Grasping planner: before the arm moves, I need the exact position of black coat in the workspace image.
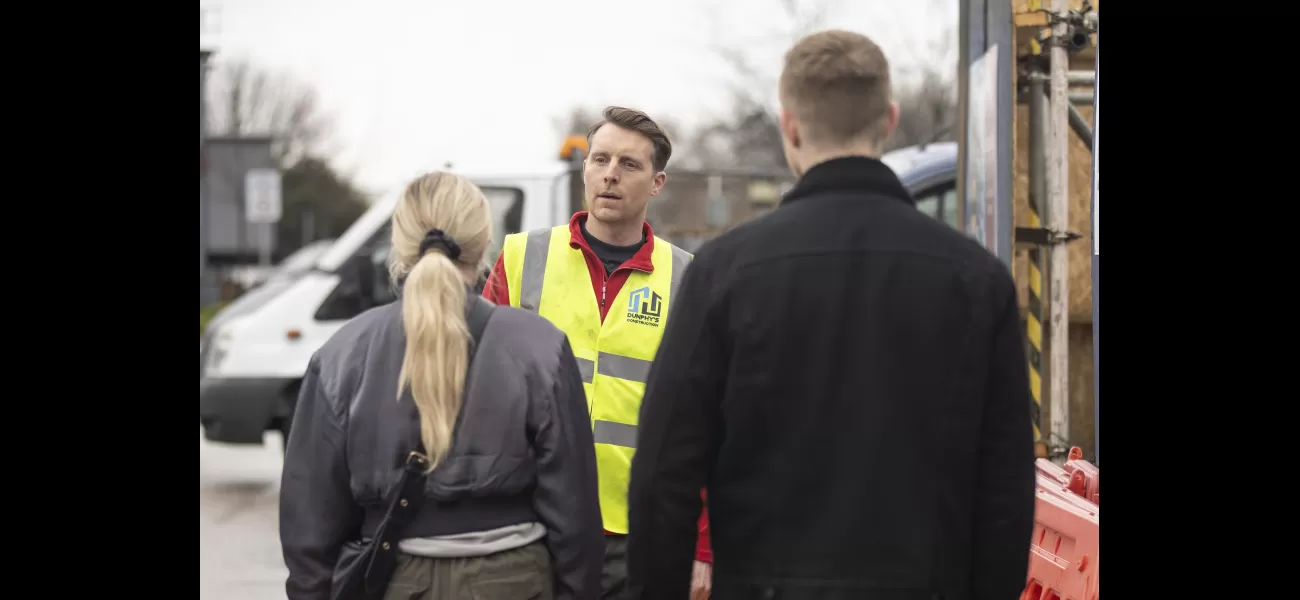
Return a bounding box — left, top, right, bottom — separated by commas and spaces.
626, 156, 1037, 600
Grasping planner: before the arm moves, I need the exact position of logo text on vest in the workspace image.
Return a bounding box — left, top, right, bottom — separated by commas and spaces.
626, 286, 662, 327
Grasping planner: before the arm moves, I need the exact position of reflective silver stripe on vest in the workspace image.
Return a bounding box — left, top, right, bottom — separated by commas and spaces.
669, 243, 692, 300
519, 228, 551, 312
575, 357, 595, 384
597, 352, 652, 383
593, 420, 638, 448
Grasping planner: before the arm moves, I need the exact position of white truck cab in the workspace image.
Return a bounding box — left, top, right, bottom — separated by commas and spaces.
199, 160, 579, 448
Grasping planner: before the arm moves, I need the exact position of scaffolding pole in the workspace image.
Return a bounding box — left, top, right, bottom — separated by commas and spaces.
1046, 0, 1072, 458
1032, 80, 1094, 154
1068, 104, 1094, 152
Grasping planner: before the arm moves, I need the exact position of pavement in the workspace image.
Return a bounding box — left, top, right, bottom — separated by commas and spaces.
199, 428, 288, 600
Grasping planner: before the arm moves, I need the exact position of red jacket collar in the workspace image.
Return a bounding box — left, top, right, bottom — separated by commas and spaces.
566, 211, 657, 272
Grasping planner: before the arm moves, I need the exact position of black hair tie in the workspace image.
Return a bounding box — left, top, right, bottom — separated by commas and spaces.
419, 228, 462, 261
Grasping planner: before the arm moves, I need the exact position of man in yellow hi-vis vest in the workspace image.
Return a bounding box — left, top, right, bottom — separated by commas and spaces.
483, 106, 713, 600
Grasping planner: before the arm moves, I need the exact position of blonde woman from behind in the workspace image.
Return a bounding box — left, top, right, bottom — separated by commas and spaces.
280, 171, 604, 600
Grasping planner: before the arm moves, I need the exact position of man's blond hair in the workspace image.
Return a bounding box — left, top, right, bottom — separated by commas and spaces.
779, 29, 893, 147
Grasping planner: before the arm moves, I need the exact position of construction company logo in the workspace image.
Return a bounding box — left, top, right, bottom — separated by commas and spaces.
626, 286, 663, 327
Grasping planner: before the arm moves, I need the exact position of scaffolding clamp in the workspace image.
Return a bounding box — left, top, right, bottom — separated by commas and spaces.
1015, 227, 1082, 247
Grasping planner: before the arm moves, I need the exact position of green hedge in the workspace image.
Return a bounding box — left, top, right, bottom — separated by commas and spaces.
200, 302, 230, 337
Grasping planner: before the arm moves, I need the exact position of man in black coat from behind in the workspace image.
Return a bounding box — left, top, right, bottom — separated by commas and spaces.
626, 28, 1037, 600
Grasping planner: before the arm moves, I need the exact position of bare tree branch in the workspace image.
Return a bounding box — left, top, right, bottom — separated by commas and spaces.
684, 0, 850, 169
552, 106, 603, 139
206, 58, 336, 168
694, 0, 956, 167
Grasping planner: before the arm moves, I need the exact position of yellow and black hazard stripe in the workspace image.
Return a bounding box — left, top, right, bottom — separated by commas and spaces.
1026, 0, 1047, 459
1028, 0, 1043, 55
1027, 204, 1047, 458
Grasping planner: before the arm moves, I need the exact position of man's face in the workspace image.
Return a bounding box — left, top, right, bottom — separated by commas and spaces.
584, 124, 664, 226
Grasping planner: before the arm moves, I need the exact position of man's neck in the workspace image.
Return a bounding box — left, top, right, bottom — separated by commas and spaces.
800, 144, 882, 176
584, 216, 644, 247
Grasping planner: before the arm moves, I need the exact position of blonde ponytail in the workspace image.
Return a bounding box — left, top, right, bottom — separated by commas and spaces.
397, 248, 469, 470
387, 171, 493, 472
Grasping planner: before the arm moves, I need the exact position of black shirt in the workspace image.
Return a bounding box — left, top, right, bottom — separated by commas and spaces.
581, 218, 645, 275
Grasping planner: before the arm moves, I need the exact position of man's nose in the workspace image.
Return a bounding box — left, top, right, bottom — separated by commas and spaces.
603, 164, 620, 183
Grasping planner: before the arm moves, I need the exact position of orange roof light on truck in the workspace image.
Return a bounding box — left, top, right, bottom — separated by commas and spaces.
559, 135, 589, 161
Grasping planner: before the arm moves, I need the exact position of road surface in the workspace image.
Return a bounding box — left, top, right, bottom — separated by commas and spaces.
199, 428, 288, 600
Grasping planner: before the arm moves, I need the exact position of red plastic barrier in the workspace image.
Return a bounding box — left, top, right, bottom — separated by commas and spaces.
1063, 447, 1098, 505
1022, 447, 1098, 600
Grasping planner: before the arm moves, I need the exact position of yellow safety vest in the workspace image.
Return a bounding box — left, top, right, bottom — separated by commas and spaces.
501, 224, 692, 533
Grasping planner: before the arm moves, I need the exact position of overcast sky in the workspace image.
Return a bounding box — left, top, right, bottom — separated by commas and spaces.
201, 0, 956, 197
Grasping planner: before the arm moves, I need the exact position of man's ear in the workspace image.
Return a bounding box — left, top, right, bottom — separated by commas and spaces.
651, 171, 667, 196
881, 101, 901, 141
779, 108, 801, 150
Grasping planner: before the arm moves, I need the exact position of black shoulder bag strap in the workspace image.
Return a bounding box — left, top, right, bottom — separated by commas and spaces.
336, 296, 496, 600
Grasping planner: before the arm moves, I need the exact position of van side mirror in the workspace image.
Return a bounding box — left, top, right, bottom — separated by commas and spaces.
347, 253, 377, 309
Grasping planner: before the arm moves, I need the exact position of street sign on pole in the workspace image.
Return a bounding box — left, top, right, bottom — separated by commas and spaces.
245, 168, 281, 267
245, 168, 282, 224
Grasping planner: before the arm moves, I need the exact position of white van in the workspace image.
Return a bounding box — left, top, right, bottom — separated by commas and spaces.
199, 143, 963, 450
199, 161, 580, 448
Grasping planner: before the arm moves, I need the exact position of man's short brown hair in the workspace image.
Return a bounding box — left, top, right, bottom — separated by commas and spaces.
779, 29, 893, 147
586, 106, 673, 172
